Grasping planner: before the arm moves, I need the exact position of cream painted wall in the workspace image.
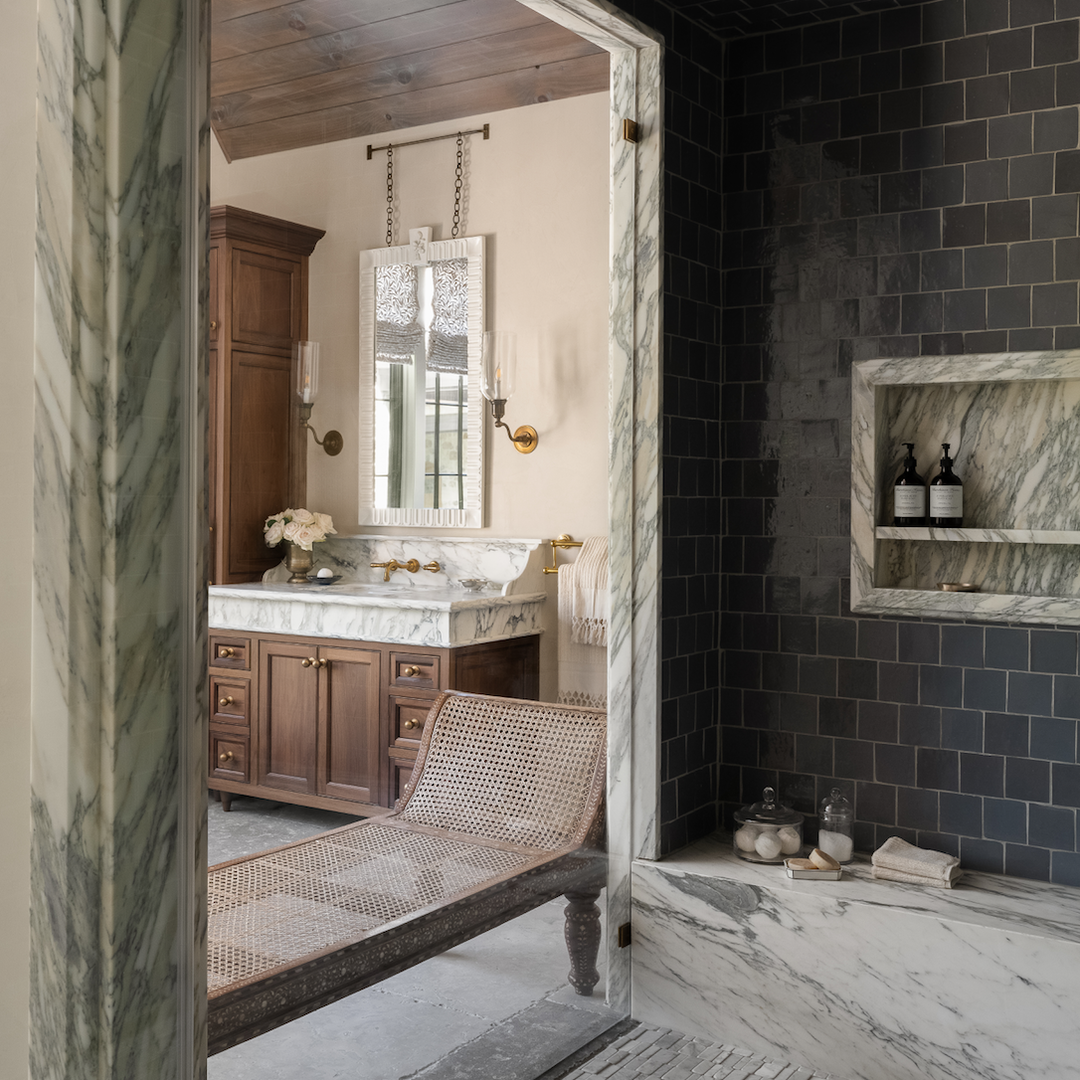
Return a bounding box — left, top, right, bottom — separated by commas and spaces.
210, 93, 609, 540
0, 0, 37, 1069
212, 93, 611, 700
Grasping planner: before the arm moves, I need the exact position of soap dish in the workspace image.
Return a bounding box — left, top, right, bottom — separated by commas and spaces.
784, 859, 843, 880
458, 578, 487, 591
307, 574, 342, 585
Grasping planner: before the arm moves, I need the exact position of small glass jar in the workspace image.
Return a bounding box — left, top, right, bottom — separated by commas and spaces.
818, 787, 854, 864
733, 786, 804, 863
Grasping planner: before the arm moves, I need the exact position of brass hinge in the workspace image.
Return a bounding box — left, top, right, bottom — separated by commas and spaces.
622, 119, 640, 143
617, 921, 632, 948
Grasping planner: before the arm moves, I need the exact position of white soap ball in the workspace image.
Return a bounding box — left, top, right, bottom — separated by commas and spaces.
754, 831, 783, 860
317, 567, 334, 578
734, 825, 759, 852
778, 826, 802, 855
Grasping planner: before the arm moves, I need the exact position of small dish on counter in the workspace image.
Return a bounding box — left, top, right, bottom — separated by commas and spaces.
785, 859, 843, 880
306, 574, 342, 585
936, 582, 980, 592
457, 578, 487, 591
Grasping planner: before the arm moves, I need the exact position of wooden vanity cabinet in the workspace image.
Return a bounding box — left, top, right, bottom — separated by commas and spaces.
208, 206, 325, 586
208, 631, 540, 816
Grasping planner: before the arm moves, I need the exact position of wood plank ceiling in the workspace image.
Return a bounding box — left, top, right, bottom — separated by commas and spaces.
211, 0, 611, 160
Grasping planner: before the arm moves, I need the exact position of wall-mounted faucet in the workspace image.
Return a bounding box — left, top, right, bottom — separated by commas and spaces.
370, 558, 441, 582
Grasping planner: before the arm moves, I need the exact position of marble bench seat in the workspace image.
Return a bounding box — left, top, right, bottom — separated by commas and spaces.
631, 833, 1080, 1080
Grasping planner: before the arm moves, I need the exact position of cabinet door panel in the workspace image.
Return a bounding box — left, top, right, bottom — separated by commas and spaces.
227, 349, 293, 579
230, 247, 301, 349
318, 646, 381, 805
260, 642, 318, 794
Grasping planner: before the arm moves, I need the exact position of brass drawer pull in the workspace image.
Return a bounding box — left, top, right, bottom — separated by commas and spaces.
218, 647, 234, 659
218, 750, 233, 764
403, 718, 421, 730
401, 664, 422, 677
218, 696, 234, 708
301, 656, 318, 668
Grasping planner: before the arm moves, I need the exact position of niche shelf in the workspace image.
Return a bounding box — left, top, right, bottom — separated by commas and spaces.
851, 351, 1080, 625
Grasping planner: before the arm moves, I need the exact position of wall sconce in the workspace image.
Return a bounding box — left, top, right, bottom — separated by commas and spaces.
295, 341, 343, 456
480, 331, 537, 454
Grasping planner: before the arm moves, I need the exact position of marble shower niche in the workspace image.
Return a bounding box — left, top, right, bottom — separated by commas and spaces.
852, 351, 1080, 624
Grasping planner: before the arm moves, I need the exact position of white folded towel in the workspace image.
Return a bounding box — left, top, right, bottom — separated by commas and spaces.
871, 836, 962, 888
564, 536, 608, 647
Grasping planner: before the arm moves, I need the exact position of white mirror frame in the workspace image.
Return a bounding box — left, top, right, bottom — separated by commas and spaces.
358, 235, 485, 527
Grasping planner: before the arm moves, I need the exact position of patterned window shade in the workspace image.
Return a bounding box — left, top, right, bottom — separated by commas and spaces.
375, 263, 423, 364
428, 257, 469, 375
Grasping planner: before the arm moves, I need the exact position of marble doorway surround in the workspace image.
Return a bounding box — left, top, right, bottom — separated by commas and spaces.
25, 3, 662, 1080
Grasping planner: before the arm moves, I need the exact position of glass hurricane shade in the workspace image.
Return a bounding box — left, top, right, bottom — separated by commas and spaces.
481, 331, 516, 402
296, 341, 320, 404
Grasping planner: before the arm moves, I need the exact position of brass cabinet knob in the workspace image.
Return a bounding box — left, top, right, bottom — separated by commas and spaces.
300, 657, 316, 668
210, 320, 218, 330
218, 696, 234, 708
218, 751, 233, 763
318, 658, 328, 668
402, 664, 421, 677
403, 718, 420, 731
218, 647, 234, 658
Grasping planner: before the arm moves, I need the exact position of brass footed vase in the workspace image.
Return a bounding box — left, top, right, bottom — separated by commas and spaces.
283, 541, 313, 583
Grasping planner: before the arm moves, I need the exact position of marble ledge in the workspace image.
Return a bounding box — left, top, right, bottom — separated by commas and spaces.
638, 832, 1080, 944
208, 582, 545, 649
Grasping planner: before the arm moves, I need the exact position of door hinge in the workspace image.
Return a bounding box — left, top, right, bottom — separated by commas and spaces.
617, 921, 632, 948
622, 119, 640, 143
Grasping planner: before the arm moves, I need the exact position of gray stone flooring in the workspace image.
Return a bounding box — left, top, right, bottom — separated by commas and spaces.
206, 793, 618, 1080
558, 1026, 838, 1080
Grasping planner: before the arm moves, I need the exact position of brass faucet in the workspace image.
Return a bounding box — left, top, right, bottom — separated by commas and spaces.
370, 558, 440, 582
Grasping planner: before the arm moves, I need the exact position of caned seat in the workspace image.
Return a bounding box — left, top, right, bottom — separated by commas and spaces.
207, 691, 607, 1054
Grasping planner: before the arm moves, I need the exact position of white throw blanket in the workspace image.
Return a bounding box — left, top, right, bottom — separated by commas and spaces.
557, 537, 608, 708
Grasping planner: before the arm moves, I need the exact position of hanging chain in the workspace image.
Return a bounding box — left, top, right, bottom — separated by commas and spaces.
451, 133, 463, 238
385, 145, 394, 246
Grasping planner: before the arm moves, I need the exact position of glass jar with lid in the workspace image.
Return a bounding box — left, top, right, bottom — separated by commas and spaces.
818, 787, 854, 864
732, 786, 804, 863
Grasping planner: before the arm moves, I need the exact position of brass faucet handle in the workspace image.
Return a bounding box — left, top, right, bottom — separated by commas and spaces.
403, 559, 421, 573
370, 559, 399, 581
422, 561, 440, 574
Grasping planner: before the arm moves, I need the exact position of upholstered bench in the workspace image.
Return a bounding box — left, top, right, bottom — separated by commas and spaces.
207, 691, 607, 1055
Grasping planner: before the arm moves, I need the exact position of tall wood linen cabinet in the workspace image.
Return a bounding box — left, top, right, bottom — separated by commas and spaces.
209, 205, 325, 585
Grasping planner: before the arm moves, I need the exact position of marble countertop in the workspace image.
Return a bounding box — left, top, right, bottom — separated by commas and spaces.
647, 832, 1080, 946
208, 582, 546, 648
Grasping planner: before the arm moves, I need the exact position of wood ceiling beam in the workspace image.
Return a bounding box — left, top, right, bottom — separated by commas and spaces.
213, 53, 609, 160
211, 23, 604, 131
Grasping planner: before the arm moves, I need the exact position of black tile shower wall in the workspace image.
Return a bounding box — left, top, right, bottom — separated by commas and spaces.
720, 0, 1080, 885
614, 0, 726, 855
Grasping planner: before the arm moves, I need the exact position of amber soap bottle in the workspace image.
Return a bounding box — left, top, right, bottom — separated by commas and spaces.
929, 442, 963, 527
893, 443, 926, 525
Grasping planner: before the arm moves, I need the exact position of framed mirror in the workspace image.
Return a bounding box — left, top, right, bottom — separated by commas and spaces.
358, 233, 484, 527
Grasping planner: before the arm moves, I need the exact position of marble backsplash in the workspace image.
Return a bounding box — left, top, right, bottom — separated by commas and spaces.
264, 535, 542, 594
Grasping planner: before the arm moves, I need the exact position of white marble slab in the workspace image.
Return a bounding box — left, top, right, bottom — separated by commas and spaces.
851, 350, 1080, 624
209, 582, 545, 648
272, 534, 541, 594
632, 835, 1080, 1080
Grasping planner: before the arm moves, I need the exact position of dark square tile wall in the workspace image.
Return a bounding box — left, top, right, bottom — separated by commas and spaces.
614, 0, 725, 856
720, 1, 1080, 884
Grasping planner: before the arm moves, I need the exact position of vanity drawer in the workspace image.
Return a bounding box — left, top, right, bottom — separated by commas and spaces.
389, 747, 418, 806
211, 731, 249, 782
211, 635, 251, 670
211, 677, 249, 726
390, 694, 436, 750
390, 652, 440, 690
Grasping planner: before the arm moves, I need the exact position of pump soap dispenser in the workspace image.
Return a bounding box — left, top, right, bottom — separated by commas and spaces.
929, 442, 963, 527
893, 443, 926, 525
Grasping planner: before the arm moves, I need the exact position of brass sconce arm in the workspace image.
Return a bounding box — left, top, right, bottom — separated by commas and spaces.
299, 402, 343, 456
488, 398, 538, 454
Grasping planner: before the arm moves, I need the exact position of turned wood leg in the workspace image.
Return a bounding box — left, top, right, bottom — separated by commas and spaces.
564, 887, 602, 996
220, 791, 233, 812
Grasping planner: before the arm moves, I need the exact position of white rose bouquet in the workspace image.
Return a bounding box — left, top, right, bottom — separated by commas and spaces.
264, 508, 336, 551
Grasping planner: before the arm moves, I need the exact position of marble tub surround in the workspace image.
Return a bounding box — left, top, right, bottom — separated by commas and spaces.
263, 534, 542, 594
632, 835, 1080, 1080
852, 351, 1080, 624
209, 581, 545, 649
